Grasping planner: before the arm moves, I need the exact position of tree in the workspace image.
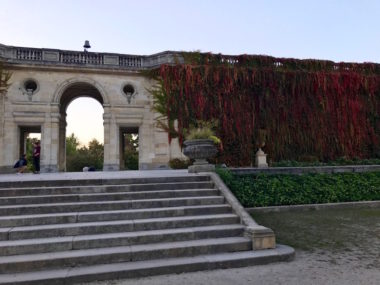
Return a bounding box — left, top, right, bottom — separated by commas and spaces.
66, 133, 80, 156
65, 135, 104, 172
87, 139, 104, 170
123, 134, 139, 170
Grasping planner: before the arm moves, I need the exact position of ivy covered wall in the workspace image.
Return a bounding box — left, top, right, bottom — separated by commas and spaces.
153, 53, 380, 166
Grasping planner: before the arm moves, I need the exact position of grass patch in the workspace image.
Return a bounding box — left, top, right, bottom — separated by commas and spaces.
252, 207, 380, 269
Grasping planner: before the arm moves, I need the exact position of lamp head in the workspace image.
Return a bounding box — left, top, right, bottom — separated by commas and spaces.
83, 40, 91, 49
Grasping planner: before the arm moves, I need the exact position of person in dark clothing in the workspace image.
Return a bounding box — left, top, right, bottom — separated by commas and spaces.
33, 141, 41, 174
14, 154, 27, 174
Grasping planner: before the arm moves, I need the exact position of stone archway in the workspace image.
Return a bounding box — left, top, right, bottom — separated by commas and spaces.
56, 79, 107, 171
0, 43, 188, 173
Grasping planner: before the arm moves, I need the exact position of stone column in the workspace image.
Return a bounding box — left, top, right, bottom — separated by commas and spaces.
50, 112, 60, 172
58, 113, 67, 171
0, 95, 4, 169
103, 107, 119, 171
40, 112, 59, 173
1, 120, 18, 172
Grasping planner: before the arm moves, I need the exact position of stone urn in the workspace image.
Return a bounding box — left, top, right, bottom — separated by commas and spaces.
183, 139, 218, 173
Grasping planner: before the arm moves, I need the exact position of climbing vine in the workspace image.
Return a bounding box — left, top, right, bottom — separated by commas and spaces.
150, 53, 380, 166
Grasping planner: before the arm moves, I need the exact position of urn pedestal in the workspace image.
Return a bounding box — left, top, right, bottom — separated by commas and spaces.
255, 148, 268, 168
183, 139, 218, 173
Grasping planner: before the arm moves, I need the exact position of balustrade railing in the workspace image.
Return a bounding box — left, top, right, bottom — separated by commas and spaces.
60, 52, 104, 65
6, 45, 183, 70
119, 56, 142, 67
16, 48, 42, 61
220, 57, 239, 64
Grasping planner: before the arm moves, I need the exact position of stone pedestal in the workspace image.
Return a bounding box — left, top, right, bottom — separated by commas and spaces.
188, 159, 215, 173
255, 148, 268, 168
245, 226, 276, 250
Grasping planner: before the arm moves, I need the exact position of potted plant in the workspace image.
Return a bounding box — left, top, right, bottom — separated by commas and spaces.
183, 121, 220, 173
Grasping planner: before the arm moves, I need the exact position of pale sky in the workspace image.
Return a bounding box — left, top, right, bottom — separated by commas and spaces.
66, 98, 104, 146
1, 0, 380, 145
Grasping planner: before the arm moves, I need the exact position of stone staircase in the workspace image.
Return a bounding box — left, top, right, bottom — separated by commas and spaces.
0, 173, 294, 284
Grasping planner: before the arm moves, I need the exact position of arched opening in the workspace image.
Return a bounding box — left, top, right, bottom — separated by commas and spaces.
66, 98, 104, 171
58, 82, 104, 171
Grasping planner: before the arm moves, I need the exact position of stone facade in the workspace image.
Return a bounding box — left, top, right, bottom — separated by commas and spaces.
0, 44, 185, 173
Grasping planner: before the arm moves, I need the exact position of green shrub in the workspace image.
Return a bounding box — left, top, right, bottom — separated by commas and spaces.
124, 149, 138, 170
186, 127, 214, 140
217, 168, 380, 207
169, 158, 191, 169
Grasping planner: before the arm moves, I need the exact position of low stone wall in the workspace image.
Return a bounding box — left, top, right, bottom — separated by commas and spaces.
229, 165, 380, 175
246, 200, 380, 214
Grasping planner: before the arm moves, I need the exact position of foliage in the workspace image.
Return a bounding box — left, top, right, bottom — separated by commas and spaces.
186, 126, 214, 140
87, 139, 104, 166
66, 135, 104, 172
124, 150, 138, 170
217, 168, 380, 207
148, 81, 179, 143
185, 120, 220, 144
147, 52, 380, 166
169, 158, 192, 169
25, 137, 39, 171
66, 133, 80, 156
0, 60, 11, 96
123, 134, 139, 170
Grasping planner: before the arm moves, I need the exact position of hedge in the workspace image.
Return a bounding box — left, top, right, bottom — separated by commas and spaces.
217, 169, 380, 207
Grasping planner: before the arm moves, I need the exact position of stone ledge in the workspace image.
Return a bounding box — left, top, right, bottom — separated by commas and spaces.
209, 173, 276, 250
230, 165, 380, 175
246, 200, 380, 214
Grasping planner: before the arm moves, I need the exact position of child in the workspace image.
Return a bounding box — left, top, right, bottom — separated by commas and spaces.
14, 154, 28, 174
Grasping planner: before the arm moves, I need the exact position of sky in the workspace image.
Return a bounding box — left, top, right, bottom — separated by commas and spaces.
1, 0, 380, 145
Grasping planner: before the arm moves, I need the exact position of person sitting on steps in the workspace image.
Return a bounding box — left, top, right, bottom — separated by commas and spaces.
14, 154, 27, 174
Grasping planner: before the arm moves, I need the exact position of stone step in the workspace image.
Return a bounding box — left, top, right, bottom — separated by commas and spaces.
0, 189, 219, 205
0, 196, 225, 216
1, 214, 240, 240
0, 173, 289, 285
0, 245, 295, 285
0, 181, 214, 197
0, 224, 245, 256
0, 175, 211, 189
0, 204, 232, 227
0, 237, 252, 274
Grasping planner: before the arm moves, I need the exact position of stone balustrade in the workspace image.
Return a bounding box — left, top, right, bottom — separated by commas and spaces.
0, 43, 183, 70
16, 48, 42, 61
60, 52, 104, 65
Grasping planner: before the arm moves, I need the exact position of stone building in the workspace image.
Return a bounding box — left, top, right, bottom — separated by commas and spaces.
0, 43, 185, 173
